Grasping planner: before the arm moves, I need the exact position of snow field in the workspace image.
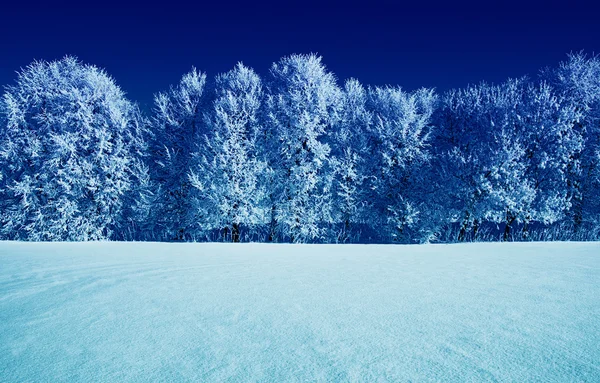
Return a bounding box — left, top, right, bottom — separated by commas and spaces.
1, 241, 599, 382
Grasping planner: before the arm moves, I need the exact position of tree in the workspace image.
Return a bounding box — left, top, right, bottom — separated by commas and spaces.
433, 80, 534, 241
330, 79, 371, 242
0, 57, 148, 240
517, 81, 582, 237
265, 54, 341, 243
364, 86, 436, 242
542, 53, 600, 231
189, 63, 268, 242
149, 68, 207, 240
433, 78, 581, 241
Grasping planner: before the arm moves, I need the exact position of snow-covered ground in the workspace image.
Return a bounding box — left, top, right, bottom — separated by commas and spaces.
0, 242, 599, 382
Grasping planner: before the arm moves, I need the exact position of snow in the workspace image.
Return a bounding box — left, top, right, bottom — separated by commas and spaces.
1, 241, 599, 382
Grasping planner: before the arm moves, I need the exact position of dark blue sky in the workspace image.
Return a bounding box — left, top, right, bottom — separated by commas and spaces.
1, 0, 598, 110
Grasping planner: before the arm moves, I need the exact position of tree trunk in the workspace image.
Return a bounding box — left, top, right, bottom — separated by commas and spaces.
268, 204, 277, 242
458, 211, 471, 242
572, 199, 583, 232
231, 223, 240, 243
344, 218, 351, 243
522, 216, 531, 240
222, 226, 230, 242
503, 211, 516, 242
472, 219, 480, 240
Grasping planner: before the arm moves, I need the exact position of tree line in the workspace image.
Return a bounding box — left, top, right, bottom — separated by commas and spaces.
0, 53, 598, 243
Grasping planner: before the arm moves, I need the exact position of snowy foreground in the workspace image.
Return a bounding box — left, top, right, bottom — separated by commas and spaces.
1, 242, 599, 382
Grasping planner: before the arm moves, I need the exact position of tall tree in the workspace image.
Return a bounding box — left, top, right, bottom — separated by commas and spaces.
542, 53, 600, 231
330, 79, 371, 242
517, 81, 583, 237
364, 86, 436, 242
265, 54, 341, 243
432, 78, 581, 241
149, 68, 206, 240
189, 63, 268, 242
0, 57, 148, 240
433, 80, 534, 241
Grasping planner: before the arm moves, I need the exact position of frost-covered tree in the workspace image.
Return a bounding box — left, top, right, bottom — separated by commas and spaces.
433, 81, 532, 241
265, 54, 341, 243
433, 78, 581, 241
542, 53, 600, 230
364, 86, 436, 242
189, 63, 268, 242
483, 80, 537, 240
0, 57, 148, 240
114, 108, 153, 241
518, 81, 583, 236
330, 79, 371, 242
0, 52, 596, 244
149, 68, 206, 240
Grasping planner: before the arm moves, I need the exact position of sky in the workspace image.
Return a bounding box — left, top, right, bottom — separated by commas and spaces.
1, 0, 599, 110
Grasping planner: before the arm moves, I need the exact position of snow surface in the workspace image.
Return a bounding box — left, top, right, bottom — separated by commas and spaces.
1, 241, 599, 382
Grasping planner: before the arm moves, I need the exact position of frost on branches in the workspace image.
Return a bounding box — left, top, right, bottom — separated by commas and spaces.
0, 57, 147, 241
1, 53, 599, 242
189, 63, 268, 242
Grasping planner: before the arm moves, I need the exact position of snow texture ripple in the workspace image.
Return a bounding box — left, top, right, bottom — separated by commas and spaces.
0, 241, 599, 382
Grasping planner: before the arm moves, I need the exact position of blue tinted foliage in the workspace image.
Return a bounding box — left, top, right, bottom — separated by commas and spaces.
189, 63, 268, 242
0, 57, 148, 240
0, 53, 598, 242
148, 68, 207, 241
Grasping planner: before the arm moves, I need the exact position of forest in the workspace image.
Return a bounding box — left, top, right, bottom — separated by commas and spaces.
0, 53, 598, 243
